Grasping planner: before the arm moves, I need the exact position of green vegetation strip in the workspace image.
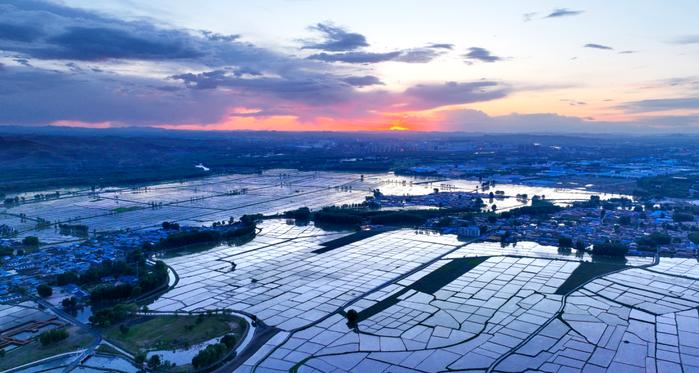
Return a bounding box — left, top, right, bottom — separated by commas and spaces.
555, 261, 627, 295
410, 256, 488, 295
112, 206, 143, 213
312, 230, 387, 254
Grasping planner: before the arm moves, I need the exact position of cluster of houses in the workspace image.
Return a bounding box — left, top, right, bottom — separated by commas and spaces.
0, 228, 169, 303
436, 199, 698, 258
368, 191, 485, 209
405, 157, 693, 182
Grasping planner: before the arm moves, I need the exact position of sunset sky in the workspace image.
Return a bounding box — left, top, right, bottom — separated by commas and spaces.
1, 0, 698, 132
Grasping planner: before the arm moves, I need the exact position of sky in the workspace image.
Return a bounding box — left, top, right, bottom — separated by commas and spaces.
0, 0, 698, 133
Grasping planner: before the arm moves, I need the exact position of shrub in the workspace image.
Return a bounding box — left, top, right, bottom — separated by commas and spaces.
89, 303, 136, 327
119, 324, 130, 335
284, 207, 311, 221
558, 237, 573, 248
689, 232, 699, 245
192, 343, 228, 368
39, 328, 69, 345
147, 355, 161, 369
135, 352, 146, 365
22, 236, 39, 247
221, 334, 237, 349
37, 284, 52, 298
346, 309, 358, 326
592, 241, 628, 257
61, 297, 78, 309
636, 232, 672, 249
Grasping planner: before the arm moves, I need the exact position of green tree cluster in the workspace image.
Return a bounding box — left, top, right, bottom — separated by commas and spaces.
39, 328, 69, 345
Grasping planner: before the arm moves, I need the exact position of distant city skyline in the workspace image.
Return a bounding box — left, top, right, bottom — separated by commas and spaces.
1, 0, 698, 132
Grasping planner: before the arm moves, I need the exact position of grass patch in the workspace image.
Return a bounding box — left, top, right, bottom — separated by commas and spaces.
0, 326, 94, 371
555, 261, 626, 295
312, 230, 387, 254
410, 257, 488, 295
112, 206, 143, 213
103, 314, 246, 356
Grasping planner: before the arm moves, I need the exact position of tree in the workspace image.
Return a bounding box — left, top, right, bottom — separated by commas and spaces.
618, 215, 632, 226
636, 232, 672, 249
22, 236, 39, 247
147, 355, 161, 370
61, 297, 78, 309
39, 328, 69, 345
89, 303, 136, 326
119, 324, 130, 335
134, 352, 146, 366
284, 207, 311, 221
558, 237, 573, 248
346, 309, 358, 327
592, 241, 628, 258
221, 334, 237, 349
56, 272, 79, 286
37, 284, 52, 298
161, 221, 180, 230
689, 232, 699, 245
192, 343, 228, 368
575, 240, 586, 251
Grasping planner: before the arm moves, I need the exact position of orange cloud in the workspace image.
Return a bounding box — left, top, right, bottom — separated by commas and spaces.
155, 106, 441, 131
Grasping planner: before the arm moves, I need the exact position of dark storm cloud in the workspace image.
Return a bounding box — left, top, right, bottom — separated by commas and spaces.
302, 23, 369, 51
0, 0, 368, 124
0, 22, 44, 42
341, 75, 383, 87
0, 1, 505, 128
0, 65, 230, 124
463, 47, 502, 63
0, 0, 307, 69
38, 26, 203, 61
171, 69, 356, 104
584, 43, 613, 50
0, 1, 202, 61
545, 8, 584, 18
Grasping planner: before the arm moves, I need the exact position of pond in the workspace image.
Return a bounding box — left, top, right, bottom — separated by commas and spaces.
146, 335, 223, 366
